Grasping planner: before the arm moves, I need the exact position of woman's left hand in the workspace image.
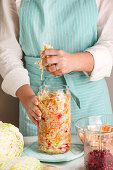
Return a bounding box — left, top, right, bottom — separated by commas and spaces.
42, 49, 76, 76
41, 49, 94, 75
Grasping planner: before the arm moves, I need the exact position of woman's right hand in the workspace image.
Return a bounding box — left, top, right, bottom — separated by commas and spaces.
24, 95, 42, 125
16, 84, 42, 125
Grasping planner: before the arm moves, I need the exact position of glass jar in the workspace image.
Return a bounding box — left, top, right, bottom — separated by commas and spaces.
37, 85, 71, 154
84, 124, 113, 170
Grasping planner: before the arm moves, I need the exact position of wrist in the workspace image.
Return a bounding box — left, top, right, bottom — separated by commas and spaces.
70, 53, 79, 72
16, 84, 35, 107
72, 52, 94, 72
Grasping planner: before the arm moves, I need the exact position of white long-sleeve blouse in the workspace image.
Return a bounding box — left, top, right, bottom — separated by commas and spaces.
0, 0, 113, 97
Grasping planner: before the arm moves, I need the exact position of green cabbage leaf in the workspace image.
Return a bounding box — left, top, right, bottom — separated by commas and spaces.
0, 156, 42, 170
0, 121, 24, 167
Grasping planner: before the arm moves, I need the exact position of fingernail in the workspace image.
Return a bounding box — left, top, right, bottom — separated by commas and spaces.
38, 117, 41, 120
39, 113, 42, 116
35, 101, 38, 105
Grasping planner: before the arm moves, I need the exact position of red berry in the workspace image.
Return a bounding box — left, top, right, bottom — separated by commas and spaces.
59, 143, 70, 151
102, 153, 105, 158
57, 113, 62, 119
85, 149, 113, 169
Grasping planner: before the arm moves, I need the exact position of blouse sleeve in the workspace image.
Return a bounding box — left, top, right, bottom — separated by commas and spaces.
85, 0, 113, 81
0, 0, 30, 97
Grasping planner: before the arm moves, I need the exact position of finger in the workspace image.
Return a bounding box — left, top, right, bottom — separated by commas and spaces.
28, 114, 38, 125
32, 105, 42, 117
42, 49, 61, 58
45, 64, 58, 73
51, 70, 63, 76
42, 56, 59, 66
30, 109, 41, 121
32, 96, 38, 105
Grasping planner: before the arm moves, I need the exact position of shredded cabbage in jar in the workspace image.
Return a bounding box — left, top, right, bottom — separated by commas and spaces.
37, 86, 71, 154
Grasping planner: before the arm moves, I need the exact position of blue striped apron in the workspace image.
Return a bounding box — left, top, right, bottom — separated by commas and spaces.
19, 0, 112, 136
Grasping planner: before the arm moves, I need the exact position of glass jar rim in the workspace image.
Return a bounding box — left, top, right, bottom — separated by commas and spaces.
75, 114, 113, 135
41, 84, 69, 89
83, 124, 113, 135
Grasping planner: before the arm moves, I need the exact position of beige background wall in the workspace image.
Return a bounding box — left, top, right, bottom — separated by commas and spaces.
0, 71, 113, 127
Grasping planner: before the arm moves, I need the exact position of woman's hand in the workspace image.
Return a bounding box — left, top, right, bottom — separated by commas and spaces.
23, 95, 42, 125
41, 49, 94, 75
16, 85, 42, 125
42, 49, 75, 76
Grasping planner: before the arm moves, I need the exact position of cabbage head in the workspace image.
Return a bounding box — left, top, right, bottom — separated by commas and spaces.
0, 156, 42, 170
0, 121, 24, 167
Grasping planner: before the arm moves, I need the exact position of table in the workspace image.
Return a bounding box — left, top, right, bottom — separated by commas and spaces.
24, 135, 84, 170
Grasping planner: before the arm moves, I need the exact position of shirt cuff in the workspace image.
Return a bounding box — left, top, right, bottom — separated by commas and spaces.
85, 45, 113, 81
1, 68, 30, 97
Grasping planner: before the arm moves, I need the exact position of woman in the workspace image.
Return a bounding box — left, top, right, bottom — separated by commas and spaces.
0, 0, 113, 136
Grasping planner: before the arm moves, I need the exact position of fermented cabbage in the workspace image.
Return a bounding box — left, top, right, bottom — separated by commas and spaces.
37, 86, 71, 154
35, 44, 53, 80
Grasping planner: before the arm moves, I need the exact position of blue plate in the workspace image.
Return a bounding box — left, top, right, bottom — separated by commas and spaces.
22, 141, 84, 162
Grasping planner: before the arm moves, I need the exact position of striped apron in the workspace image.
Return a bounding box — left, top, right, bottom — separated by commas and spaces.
19, 0, 112, 136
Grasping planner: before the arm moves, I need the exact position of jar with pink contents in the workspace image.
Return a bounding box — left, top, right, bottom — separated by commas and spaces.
37, 85, 71, 154
84, 125, 113, 170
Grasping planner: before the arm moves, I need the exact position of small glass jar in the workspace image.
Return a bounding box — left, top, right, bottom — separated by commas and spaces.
37, 85, 71, 154
84, 125, 113, 170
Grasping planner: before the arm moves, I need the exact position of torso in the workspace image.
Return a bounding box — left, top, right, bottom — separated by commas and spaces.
18, 0, 112, 136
